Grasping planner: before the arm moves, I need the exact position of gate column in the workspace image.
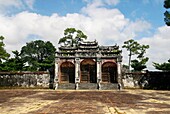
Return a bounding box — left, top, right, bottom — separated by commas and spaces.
117, 56, 122, 90
97, 58, 101, 90
54, 58, 60, 90
75, 58, 80, 90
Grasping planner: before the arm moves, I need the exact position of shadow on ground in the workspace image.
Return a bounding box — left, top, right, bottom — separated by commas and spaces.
0, 89, 170, 114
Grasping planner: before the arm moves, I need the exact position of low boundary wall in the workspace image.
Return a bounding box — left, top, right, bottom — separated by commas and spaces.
0, 71, 51, 88
122, 71, 170, 90
1, 71, 169, 90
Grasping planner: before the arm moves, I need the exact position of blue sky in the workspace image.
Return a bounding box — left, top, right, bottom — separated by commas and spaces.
33, 0, 87, 16
0, 0, 169, 70
5, 0, 165, 28
117, 0, 164, 27
32, 0, 165, 27
10, 0, 165, 39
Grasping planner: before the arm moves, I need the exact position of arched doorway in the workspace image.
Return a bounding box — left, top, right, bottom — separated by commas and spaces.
60, 61, 75, 83
102, 62, 117, 83
80, 59, 97, 83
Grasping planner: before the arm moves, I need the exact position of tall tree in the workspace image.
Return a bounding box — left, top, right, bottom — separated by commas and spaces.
131, 57, 149, 71
122, 39, 149, 71
164, 0, 170, 26
58, 28, 87, 47
153, 59, 170, 71
1, 50, 24, 71
131, 44, 149, 71
0, 36, 10, 71
0, 36, 10, 63
122, 39, 140, 71
20, 40, 56, 71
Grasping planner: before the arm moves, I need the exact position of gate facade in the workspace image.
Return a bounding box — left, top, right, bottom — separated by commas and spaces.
55, 40, 122, 90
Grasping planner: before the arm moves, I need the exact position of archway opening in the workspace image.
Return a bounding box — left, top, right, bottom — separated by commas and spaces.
102, 62, 117, 83
80, 59, 97, 83
60, 61, 75, 83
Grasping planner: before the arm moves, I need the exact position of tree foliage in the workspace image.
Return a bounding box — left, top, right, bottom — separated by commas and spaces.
164, 0, 170, 26
0, 36, 10, 63
0, 37, 56, 71
0, 50, 24, 71
58, 28, 87, 47
131, 57, 149, 71
20, 40, 56, 71
153, 59, 170, 71
164, 0, 170, 8
122, 39, 149, 71
0, 36, 10, 71
122, 39, 140, 70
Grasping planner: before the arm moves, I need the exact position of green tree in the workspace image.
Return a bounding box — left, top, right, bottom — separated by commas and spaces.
153, 59, 170, 71
122, 39, 149, 71
122, 39, 140, 71
164, 0, 170, 26
131, 57, 149, 71
58, 28, 87, 47
0, 36, 10, 71
0, 50, 24, 71
20, 40, 56, 71
0, 36, 10, 63
131, 44, 149, 71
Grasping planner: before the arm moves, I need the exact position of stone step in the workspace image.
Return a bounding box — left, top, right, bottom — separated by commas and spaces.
78, 83, 98, 90
58, 83, 75, 90
100, 83, 118, 90
57, 83, 119, 90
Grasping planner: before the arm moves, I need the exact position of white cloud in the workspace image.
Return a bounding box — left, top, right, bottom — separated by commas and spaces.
0, 0, 35, 14
139, 26, 170, 70
0, 0, 162, 70
0, 0, 22, 7
123, 19, 151, 39
24, 0, 35, 10
0, 0, 21, 14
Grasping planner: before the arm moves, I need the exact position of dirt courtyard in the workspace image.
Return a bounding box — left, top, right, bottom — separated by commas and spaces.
0, 89, 170, 114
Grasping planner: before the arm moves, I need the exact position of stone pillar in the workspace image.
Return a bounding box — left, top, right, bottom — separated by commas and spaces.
54, 58, 59, 90
97, 58, 101, 90
117, 56, 122, 90
75, 58, 80, 90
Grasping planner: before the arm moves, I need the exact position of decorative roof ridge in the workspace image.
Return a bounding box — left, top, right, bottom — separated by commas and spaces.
79, 40, 98, 44
99, 45, 119, 48
59, 46, 77, 50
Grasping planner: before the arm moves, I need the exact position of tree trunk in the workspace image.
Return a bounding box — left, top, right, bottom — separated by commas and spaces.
128, 50, 131, 72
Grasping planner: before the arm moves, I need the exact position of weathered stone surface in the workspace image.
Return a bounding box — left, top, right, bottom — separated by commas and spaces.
122, 71, 170, 89
0, 89, 170, 114
58, 83, 76, 89
122, 77, 135, 88
100, 83, 118, 90
78, 83, 98, 89
0, 72, 50, 88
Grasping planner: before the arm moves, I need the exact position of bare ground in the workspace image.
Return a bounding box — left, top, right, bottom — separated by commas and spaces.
0, 89, 170, 114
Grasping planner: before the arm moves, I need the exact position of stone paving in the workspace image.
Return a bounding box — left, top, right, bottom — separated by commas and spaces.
0, 89, 170, 114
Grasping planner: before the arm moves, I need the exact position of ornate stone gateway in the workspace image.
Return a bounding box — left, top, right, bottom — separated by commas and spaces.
54, 40, 122, 90
102, 62, 117, 83
60, 61, 75, 83
81, 59, 97, 83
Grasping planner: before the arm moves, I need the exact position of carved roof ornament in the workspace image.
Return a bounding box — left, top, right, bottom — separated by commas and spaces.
56, 40, 122, 59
